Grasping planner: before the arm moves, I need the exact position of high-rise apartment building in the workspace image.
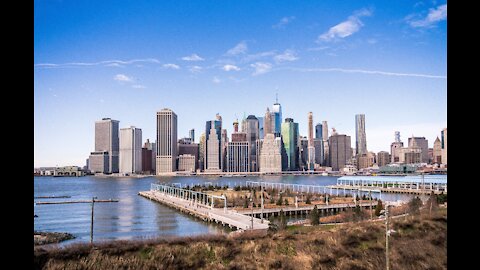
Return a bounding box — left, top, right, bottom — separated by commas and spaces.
245, 115, 259, 171
91, 118, 120, 173
329, 131, 352, 171
355, 114, 367, 156
307, 112, 315, 170
156, 108, 177, 173
119, 126, 142, 174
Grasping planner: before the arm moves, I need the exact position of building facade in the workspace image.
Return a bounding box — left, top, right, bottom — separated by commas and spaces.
377, 151, 390, 167
94, 118, 119, 173
245, 115, 259, 171
119, 126, 142, 174
329, 132, 352, 171
178, 140, 199, 171
281, 118, 298, 170
408, 136, 429, 163
226, 141, 250, 172
177, 154, 196, 172
355, 114, 367, 156
259, 134, 282, 173
88, 151, 109, 173
156, 108, 177, 173
205, 118, 222, 171
272, 99, 282, 137
441, 128, 447, 164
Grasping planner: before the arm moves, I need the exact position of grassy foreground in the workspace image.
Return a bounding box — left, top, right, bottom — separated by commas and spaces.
34, 209, 446, 270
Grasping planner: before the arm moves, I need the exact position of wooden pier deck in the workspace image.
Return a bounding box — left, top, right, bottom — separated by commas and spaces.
328, 185, 445, 195
139, 190, 269, 231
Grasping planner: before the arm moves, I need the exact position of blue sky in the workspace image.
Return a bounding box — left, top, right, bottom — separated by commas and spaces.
34, 0, 447, 167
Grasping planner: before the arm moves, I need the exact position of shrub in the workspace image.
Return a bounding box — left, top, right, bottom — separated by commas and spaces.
310, 205, 319, 225
375, 200, 383, 216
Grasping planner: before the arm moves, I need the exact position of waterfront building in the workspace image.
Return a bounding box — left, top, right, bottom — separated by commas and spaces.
390, 131, 404, 163
355, 114, 367, 156
377, 151, 390, 167
379, 164, 417, 174
89, 151, 109, 173
143, 139, 156, 172
206, 122, 221, 172
141, 147, 152, 173
205, 116, 222, 171
178, 139, 199, 171
307, 112, 315, 171
271, 97, 282, 137
245, 115, 259, 171
226, 141, 249, 172
94, 118, 119, 173
259, 133, 282, 173
156, 108, 177, 173
441, 128, 447, 164
408, 136, 429, 163
329, 130, 352, 171
54, 166, 85, 177
281, 118, 298, 170
119, 126, 142, 174
177, 154, 196, 172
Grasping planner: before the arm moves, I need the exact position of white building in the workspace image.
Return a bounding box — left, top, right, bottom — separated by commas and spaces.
156, 109, 177, 174
178, 154, 195, 172
259, 134, 282, 173
119, 126, 142, 174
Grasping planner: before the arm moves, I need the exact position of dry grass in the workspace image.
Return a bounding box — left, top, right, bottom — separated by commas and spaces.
34, 209, 446, 270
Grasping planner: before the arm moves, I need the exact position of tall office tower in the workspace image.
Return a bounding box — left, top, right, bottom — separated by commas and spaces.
119, 126, 142, 174
178, 139, 199, 171
281, 118, 298, 170
433, 136, 443, 164
307, 112, 315, 170
314, 138, 324, 165
441, 128, 447, 164
156, 108, 177, 174
271, 96, 282, 137
199, 132, 206, 171
321, 120, 329, 166
233, 119, 239, 133
226, 141, 250, 172
329, 131, 352, 171
221, 129, 228, 171
355, 114, 367, 156
141, 147, 152, 173
91, 118, 120, 173
390, 131, 404, 163
377, 151, 390, 167
245, 115, 259, 171
205, 117, 222, 171
399, 145, 422, 164
257, 117, 264, 139
264, 108, 272, 135
315, 123, 323, 140
206, 122, 221, 171
259, 133, 282, 173
189, 129, 195, 142
299, 137, 309, 170
408, 136, 429, 163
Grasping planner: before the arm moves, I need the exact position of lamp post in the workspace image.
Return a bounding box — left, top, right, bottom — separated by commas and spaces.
250, 196, 253, 230
90, 196, 97, 244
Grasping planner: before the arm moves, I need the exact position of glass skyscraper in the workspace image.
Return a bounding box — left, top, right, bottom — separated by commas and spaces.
272, 100, 282, 137
281, 118, 298, 170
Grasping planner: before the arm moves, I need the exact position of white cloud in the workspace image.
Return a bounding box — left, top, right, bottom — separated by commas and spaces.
222, 64, 240, 71
242, 51, 276, 63
132, 84, 146, 89
408, 4, 447, 28
163, 63, 180, 69
273, 16, 295, 29
317, 8, 372, 42
226, 41, 248, 55
307, 46, 329, 51
284, 67, 446, 79
189, 66, 203, 73
35, 58, 161, 68
181, 54, 204, 61
250, 62, 272, 76
212, 77, 221, 84
114, 74, 133, 82
274, 50, 299, 63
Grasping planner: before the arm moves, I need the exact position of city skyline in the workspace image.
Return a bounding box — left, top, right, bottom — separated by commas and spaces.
34, 0, 447, 167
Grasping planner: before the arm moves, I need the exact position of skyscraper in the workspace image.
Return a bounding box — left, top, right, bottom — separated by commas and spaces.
259, 133, 282, 173
307, 112, 315, 170
315, 123, 323, 140
355, 114, 367, 156
245, 115, 259, 171
322, 120, 329, 166
205, 117, 222, 171
271, 96, 282, 136
281, 118, 298, 170
390, 131, 404, 163
91, 118, 119, 173
257, 116, 264, 139
199, 132, 206, 171
441, 128, 447, 164
377, 151, 390, 167
329, 130, 352, 171
408, 136, 428, 163
433, 137, 442, 164
156, 108, 177, 173
189, 129, 195, 142
322, 121, 329, 141
119, 126, 142, 174
264, 108, 272, 135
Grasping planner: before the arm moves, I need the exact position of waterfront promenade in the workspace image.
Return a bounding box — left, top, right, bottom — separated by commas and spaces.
139, 185, 269, 231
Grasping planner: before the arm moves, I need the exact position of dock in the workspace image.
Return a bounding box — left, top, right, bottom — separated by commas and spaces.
35, 199, 119, 205
139, 184, 269, 231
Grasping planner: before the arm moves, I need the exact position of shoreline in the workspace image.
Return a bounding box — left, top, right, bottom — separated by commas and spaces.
34, 231, 75, 246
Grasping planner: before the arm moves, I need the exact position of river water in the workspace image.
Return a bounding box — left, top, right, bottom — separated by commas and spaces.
34, 175, 415, 245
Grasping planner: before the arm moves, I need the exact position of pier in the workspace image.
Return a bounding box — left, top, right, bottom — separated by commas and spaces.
139, 184, 269, 231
